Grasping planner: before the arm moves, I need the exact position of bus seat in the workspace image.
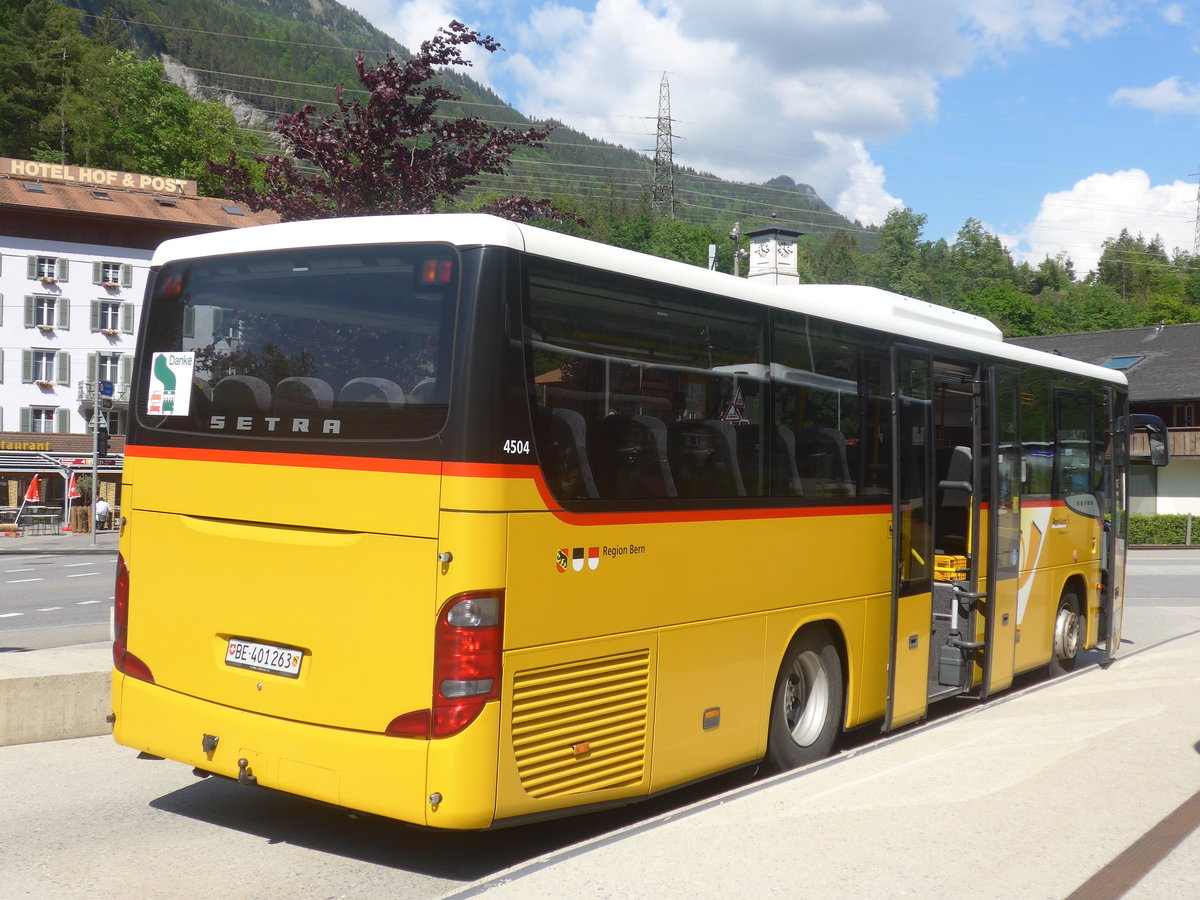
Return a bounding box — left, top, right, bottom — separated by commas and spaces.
669, 420, 745, 498
937, 445, 973, 554
550, 408, 598, 498
338, 377, 405, 408
409, 378, 438, 404
533, 408, 598, 500
794, 427, 852, 495
632, 415, 678, 498
276, 377, 334, 410
213, 375, 271, 411
773, 426, 803, 496
589, 414, 677, 500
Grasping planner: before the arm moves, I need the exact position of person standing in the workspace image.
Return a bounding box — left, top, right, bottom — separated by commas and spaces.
94, 497, 111, 531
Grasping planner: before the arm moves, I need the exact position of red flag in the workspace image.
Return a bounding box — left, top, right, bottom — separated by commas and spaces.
23, 475, 40, 503
68, 472, 80, 500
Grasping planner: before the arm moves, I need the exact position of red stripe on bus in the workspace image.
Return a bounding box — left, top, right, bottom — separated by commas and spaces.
124, 444, 442, 475
124, 446, 890, 524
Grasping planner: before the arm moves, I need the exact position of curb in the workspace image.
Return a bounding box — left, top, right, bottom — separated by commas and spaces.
0, 644, 112, 746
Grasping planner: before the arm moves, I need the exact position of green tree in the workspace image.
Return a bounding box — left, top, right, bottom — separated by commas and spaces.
868, 207, 932, 299
959, 283, 1037, 337
812, 230, 862, 283
948, 218, 1014, 296
0, 0, 97, 159
80, 51, 260, 194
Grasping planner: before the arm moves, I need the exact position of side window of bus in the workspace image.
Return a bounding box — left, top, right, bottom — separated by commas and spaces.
1019, 371, 1053, 499
772, 312, 888, 500
1054, 390, 1094, 497
526, 261, 765, 503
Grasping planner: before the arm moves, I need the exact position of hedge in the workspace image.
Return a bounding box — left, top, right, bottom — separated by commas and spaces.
1129, 514, 1200, 546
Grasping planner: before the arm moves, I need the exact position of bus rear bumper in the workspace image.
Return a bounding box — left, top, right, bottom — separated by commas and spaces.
112, 673, 500, 829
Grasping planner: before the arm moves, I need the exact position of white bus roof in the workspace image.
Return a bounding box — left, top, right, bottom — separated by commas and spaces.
152, 213, 1126, 388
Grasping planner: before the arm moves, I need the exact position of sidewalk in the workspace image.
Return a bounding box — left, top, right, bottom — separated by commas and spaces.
449, 631, 1200, 900
0, 527, 118, 555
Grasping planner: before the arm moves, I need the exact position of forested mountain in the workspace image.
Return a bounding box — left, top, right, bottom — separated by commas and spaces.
6, 0, 1199, 335
56, 0, 855, 241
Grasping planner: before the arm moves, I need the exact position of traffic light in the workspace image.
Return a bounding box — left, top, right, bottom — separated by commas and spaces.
97, 428, 110, 457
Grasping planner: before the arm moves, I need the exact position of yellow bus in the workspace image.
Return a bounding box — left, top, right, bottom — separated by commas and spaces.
112, 214, 1167, 829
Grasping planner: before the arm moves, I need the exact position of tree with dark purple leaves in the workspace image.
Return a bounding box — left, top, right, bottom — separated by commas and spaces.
209, 20, 577, 224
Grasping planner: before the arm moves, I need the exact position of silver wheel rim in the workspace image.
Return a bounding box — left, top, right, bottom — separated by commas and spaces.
1054, 605, 1080, 663
783, 650, 829, 747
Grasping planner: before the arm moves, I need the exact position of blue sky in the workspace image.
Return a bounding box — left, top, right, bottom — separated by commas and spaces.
340, 1, 1200, 274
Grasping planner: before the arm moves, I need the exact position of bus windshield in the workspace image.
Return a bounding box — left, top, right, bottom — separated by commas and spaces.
136, 243, 458, 441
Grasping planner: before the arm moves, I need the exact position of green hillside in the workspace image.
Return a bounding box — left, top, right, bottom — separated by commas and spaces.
60, 0, 863, 239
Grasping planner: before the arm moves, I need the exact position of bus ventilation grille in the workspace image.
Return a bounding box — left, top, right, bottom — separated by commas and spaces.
511, 648, 651, 799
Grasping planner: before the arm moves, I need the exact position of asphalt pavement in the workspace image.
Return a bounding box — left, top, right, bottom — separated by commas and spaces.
2, 538, 1198, 898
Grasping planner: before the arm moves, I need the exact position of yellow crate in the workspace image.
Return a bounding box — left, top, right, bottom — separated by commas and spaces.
934, 554, 969, 583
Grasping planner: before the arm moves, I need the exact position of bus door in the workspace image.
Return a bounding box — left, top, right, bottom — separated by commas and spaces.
885, 348, 935, 731
980, 366, 1020, 696
1103, 392, 1129, 663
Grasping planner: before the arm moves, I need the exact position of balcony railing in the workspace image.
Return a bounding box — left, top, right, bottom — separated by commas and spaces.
1130, 427, 1200, 459
76, 380, 131, 405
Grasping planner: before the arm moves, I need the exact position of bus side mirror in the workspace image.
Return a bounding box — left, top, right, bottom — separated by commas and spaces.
1130, 414, 1169, 467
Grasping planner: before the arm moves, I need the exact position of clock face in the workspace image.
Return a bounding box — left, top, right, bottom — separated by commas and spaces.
778, 241, 794, 259
754, 242, 771, 258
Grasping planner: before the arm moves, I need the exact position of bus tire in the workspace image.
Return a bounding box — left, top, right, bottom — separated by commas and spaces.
765, 626, 843, 772
1048, 590, 1081, 676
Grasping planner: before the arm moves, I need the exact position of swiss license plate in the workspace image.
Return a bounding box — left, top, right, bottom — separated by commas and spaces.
225, 638, 303, 678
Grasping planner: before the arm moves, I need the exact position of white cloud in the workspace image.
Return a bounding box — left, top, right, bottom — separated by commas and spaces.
1161, 3, 1185, 25
338, 1, 506, 86
961, 0, 1126, 48
337, 2, 1152, 231
1017, 170, 1194, 275
1111, 75, 1200, 114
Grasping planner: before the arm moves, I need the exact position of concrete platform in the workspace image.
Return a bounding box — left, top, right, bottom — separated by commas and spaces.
0, 641, 112, 746
448, 630, 1200, 900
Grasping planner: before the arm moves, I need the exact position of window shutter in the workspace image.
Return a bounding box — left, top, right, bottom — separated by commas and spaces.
27, 256, 37, 279
55, 408, 70, 432
57, 258, 69, 282
21, 349, 33, 383
56, 351, 70, 385
121, 302, 135, 333
121, 264, 133, 288
24, 295, 35, 328
57, 296, 70, 330
182, 306, 195, 337
120, 355, 132, 389
91, 300, 101, 332
88, 352, 98, 382
20, 408, 31, 432
93, 261, 103, 284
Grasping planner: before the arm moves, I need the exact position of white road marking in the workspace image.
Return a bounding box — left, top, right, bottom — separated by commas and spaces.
5, 578, 43, 584
77, 600, 102, 605
0, 612, 23, 618
66, 572, 99, 578
37, 607, 64, 612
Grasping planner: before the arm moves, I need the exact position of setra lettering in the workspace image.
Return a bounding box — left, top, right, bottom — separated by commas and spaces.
207, 415, 343, 434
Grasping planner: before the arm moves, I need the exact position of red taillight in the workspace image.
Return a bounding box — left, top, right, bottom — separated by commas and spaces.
112, 552, 154, 684
387, 590, 503, 739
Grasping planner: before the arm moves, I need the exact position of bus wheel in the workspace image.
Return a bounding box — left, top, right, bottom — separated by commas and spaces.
765, 627, 843, 772
1049, 591, 1081, 676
